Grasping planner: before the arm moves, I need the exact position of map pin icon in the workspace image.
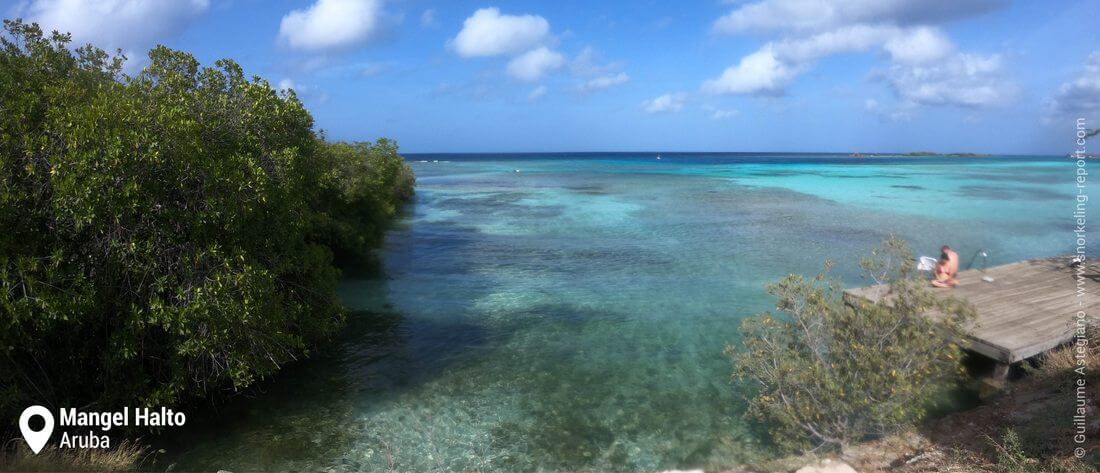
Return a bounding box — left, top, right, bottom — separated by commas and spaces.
19, 405, 54, 454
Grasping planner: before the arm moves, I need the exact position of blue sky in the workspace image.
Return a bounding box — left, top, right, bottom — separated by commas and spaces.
4, 0, 1099, 154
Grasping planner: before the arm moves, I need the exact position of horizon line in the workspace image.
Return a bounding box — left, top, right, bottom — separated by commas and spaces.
400, 150, 1065, 157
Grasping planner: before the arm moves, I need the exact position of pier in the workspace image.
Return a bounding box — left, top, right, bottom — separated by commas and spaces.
845, 256, 1100, 368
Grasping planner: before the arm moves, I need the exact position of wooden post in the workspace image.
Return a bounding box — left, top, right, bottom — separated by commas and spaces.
979, 362, 1011, 400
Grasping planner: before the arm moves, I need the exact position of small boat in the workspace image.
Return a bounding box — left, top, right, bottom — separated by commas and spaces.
656, 154, 661, 160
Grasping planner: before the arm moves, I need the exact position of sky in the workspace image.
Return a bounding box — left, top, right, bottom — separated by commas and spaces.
3, 0, 1099, 154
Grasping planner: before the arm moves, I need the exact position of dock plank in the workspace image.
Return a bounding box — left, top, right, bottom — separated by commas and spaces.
845, 256, 1100, 363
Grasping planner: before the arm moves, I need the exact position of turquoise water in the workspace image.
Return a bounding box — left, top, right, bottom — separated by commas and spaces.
163, 154, 1075, 471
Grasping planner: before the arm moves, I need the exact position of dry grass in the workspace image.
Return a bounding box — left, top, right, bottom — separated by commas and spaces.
0, 437, 149, 472
738, 328, 1100, 473
1029, 322, 1100, 382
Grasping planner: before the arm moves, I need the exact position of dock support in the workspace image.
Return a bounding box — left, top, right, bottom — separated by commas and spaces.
979, 362, 1011, 400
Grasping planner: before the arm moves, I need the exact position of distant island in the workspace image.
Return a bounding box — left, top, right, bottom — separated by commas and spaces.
847, 151, 990, 158
903, 151, 989, 157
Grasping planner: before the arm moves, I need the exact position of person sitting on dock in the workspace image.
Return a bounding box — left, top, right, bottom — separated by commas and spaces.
931, 245, 959, 288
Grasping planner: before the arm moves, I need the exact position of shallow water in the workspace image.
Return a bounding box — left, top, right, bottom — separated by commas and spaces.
163, 153, 1077, 471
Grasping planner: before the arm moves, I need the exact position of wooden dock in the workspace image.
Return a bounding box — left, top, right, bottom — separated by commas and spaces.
845, 256, 1100, 364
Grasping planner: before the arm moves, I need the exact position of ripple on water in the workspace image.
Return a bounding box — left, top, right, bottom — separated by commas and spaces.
161, 155, 1074, 472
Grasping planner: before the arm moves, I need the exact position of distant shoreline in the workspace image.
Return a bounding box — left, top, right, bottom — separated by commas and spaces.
850, 151, 990, 158
403, 151, 1063, 159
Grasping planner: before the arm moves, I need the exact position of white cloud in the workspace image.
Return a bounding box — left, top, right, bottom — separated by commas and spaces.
703, 25, 958, 96
714, 0, 839, 34
882, 26, 954, 65
770, 24, 892, 62
450, 7, 551, 57
642, 93, 686, 113
703, 1, 1009, 108
278, 0, 384, 51
579, 72, 630, 92
883, 53, 1012, 108
506, 46, 565, 82
713, 0, 1004, 34
17, 0, 208, 53
449, 11, 626, 94
1049, 51, 1100, 120
702, 47, 800, 95
528, 85, 547, 100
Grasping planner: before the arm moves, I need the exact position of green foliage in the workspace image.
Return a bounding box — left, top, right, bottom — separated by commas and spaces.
310, 139, 415, 265
727, 237, 975, 452
988, 429, 1094, 473
992, 429, 1039, 473
0, 20, 413, 419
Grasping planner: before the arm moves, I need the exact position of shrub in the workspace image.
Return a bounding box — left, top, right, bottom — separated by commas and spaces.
310, 139, 415, 265
727, 237, 975, 451
0, 20, 413, 420
988, 429, 1094, 473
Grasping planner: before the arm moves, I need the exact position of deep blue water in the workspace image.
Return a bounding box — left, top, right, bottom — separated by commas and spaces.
165, 153, 1076, 471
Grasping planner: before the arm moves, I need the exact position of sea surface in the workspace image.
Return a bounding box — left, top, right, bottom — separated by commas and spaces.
162, 153, 1077, 471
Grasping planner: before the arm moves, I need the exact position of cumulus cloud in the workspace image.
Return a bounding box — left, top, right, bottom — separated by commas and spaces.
704, 26, 958, 95
1049, 51, 1100, 120
642, 93, 686, 113
882, 26, 954, 65
278, 0, 385, 51
579, 72, 630, 92
448, 10, 629, 94
712, 0, 1004, 34
16, 0, 208, 53
882, 53, 1012, 108
703, 0, 1010, 109
702, 46, 800, 95
450, 7, 551, 57
506, 46, 565, 82
770, 24, 894, 62
449, 7, 585, 87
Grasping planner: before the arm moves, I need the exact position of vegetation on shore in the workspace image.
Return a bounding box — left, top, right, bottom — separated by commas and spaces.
0, 439, 147, 472
0, 18, 413, 429
728, 237, 975, 451
748, 325, 1100, 472
730, 239, 1098, 471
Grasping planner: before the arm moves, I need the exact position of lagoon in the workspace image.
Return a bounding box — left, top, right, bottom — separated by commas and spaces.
164, 153, 1075, 471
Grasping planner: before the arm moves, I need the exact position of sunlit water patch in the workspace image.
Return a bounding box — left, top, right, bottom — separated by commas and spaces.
161, 153, 1075, 472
